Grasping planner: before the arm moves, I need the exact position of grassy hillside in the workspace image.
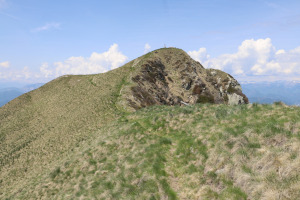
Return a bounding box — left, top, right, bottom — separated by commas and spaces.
0, 60, 133, 198
1, 48, 299, 199
2, 103, 300, 199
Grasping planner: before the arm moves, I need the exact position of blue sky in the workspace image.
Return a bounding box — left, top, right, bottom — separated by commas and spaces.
1, 0, 300, 85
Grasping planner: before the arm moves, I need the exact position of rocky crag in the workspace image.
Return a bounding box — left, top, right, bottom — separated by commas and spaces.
117, 48, 248, 112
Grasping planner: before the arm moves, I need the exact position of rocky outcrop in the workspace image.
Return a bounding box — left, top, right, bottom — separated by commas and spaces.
117, 48, 248, 111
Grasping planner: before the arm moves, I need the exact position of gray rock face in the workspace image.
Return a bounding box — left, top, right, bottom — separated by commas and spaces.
228, 93, 246, 105
117, 48, 248, 111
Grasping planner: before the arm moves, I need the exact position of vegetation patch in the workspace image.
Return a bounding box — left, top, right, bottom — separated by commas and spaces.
197, 93, 215, 104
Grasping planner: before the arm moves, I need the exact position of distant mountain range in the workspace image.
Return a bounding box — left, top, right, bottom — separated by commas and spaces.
1, 80, 299, 107
0, 83, 44, 107
241, 81, 300, 106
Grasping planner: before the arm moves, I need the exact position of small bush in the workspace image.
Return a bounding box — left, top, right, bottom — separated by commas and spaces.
197, 94, 214, 104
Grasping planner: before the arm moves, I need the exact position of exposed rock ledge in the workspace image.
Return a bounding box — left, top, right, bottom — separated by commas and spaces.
117, 48, 248, 111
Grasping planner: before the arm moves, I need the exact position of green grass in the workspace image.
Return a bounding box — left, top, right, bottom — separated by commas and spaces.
1, 48, 300, 199
1, 103, 300, 199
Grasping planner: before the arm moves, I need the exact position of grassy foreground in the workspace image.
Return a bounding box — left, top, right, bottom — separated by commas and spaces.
3, 103, 300, 199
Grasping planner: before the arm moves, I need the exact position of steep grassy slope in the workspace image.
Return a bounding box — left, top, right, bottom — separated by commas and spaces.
0, 61, 133, 197
3, 103, 300, 199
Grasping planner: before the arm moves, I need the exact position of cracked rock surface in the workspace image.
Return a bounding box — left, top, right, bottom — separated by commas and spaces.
117, 48, 248, 111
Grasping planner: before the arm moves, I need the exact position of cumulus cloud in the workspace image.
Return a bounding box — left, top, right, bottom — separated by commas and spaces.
188, 38, 300, 80
32, 22, 61, 32
40, 63, 53, 78
2, 41, 299, 83
0, 66, 32, 81
53, 43, 128, 77
144, 43, 151, 54
0, 61, 10, 68
22, 66, 31, 79
188, 48, 210, 63
0, 44, 128, 82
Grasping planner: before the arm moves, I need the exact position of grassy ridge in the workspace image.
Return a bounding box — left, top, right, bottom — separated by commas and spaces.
1, 48, 299, 199
4, 103, 300, 199
0, 62, 133, 197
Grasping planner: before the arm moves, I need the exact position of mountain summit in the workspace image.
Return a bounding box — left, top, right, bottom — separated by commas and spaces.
117, 48, 248, 111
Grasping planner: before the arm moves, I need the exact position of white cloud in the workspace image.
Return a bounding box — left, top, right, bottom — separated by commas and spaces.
144, 43, 151, 54
188, 38, 300, 80
0, 61, 10, 68
2, 41, 299, 83
40, 63, 52, 78
22, 66, 31, 79
0, 44, 128, 82
0, 66, 32, 81
32, 22, 61, 32
53, 43, 128, 77
187, 48, 210, 63
276, 49, 285, 55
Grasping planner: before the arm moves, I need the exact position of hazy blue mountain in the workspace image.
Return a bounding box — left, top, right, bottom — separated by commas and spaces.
241, 81, 300, 106
21, 83, 45, 93
0, 83, 44, 107
1, 80, 299, 107
0, 88, 23, 107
